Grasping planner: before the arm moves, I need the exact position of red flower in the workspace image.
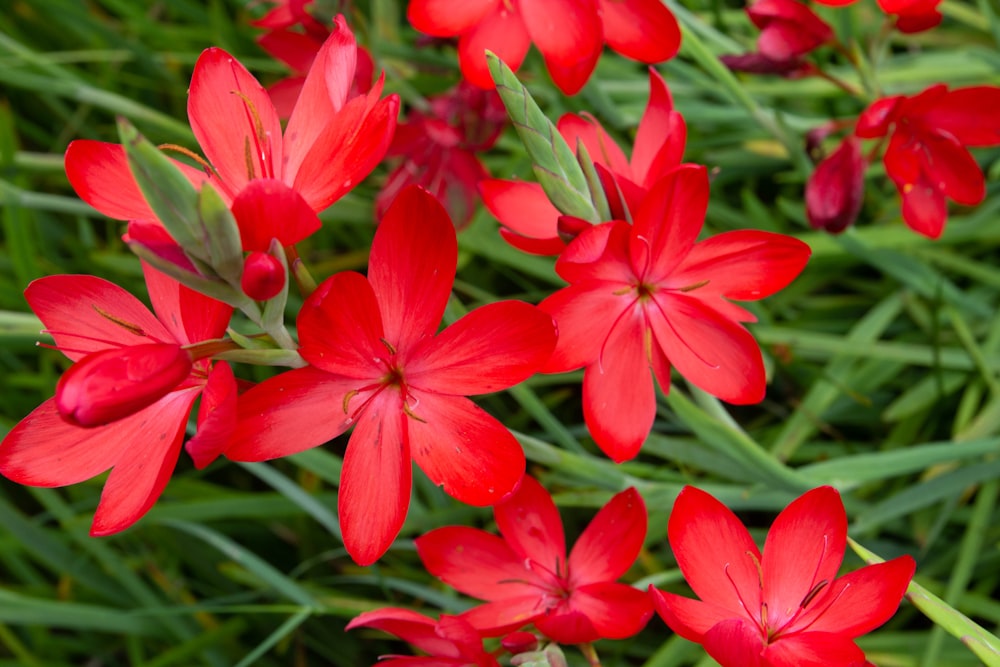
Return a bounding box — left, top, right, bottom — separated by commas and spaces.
0, 265, 234, 535
538, 165, 810, 461
65, 16, 396, 245
650, 486, 916, 667
376, 81, 507, 229
406, 0, 679, 95
482, 68, 685, 255
417, 475, 652, 644
856, 84, 1000, 239
224, 186, 557, 565
812, 0, 941, 32
805, 136, 866, 233
747, 0, 834, 61
347, 608, 500, 667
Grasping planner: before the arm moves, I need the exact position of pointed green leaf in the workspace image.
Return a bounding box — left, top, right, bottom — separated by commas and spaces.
198, 184, 244, 285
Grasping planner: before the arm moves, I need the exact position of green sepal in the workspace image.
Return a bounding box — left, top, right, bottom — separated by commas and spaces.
260, 239, 290, 334
128, 237, 250, 309
486, 52, 599, 222
575, 139, 612, 222
117, 118, 205, 258
213, 347, 306, 368
198, 183, 244, 285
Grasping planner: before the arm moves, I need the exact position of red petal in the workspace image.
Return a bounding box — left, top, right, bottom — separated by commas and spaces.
408, 300, 555, 395
290, 83, 399, 211
555, 220, 633, 284
0, 398, 130, 486
702, 617, 767, 667
64, 140, 196, 222
667, 486, 763, 617
538, 283, 622, 373
226, 367, 355, 461
185, 362, 237, 469
763, 632, 865, 667
600, 0, 681, 63
649, 586, 735, 642
923, 131, 985, 205
406, 393, 525, 506
760, 487, 847, 632
369, 186, 457, 347
921, 86, 1000, 146
632, 165, 709, 282
669, 230, 811, 301
461, 597, 546, 636
457, 6, 531, 89
899, 177, 948, 239
632, 69, 686, 188
188, 47, 283, 193
90, 388, 197, 535
340, 392, 411, 565
498, 228, 567, 255
480, 179, 562, 242
569, 487, 646, 583
648, 293, 766, 404
347, 608, 461, 658
283, 16, 357, 170
581, 308, 655, 462
266, 77, 306, 120
416, 526, 539, 600
519, 0, 602, 95
557, 113, 631, 178
26, 274, 171, 361
494, 475, 566, 572
142, 262, 232, 345
796, 556, 915, 637
230, 178, 322, 250
257, 28, 320, 74
298, 271, 386, 378
563, 581, 653, 640
407, 0, 499, 34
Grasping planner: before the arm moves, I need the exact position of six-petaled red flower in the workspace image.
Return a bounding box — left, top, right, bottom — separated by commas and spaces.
650, 486, 916, 667
224, 186, 557, 565
417, 475, 652, 644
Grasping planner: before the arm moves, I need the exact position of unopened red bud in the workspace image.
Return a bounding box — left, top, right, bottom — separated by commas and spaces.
241, 251, 285, 301
748, 0, 834, 60
501, 631, 539, 654
806, 136, 866, 234
55, 343, 192, 426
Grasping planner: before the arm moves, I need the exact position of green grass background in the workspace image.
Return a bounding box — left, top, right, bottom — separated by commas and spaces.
0, 0, 998, 665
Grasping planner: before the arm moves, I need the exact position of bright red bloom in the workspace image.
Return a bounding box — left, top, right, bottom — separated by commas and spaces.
406, 0, 680, 95
805, 136, 866, 233
417, 475, 652, 644
65, 15, 396, 243
747, 0, 834, 61
483, 68, 685, 255
376, 81, 507, 229
225, 186, 557, 565
0, 265, 234, 535
855, 84, 1000, 239
347, 608, 500, 667
650, 486, 916, 667
253, 2, 375, 119
538, 165, 810, 461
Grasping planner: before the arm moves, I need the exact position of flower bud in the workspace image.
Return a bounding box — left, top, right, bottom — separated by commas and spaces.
501, 631, 539, 655
806, 136, 866, 233
56, 343, 192, 426
748, 0, 834, 61
241, 251, 286, 301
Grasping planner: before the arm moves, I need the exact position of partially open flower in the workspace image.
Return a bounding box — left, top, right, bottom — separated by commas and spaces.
55, 343, 193, 427
241, 251, 286, 301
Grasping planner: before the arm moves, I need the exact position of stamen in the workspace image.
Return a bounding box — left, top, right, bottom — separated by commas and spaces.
380, 338, 397, 355
746, 550, 764, 589
244, 137, 256, 180
678, 279, 710, 293
800, 580, 829, 609
342, 389, 359, 414
158, 143, 215, 175
633, 234, 652, 280
91, 305, 148, 337
402, 401, 426, 423
230, 87, 272, 179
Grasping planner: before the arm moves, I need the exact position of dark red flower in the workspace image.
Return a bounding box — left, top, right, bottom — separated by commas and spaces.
406, 0, 679, 95
748, 0, 834, 61
806, 136, 866, 233
376, 81, 507, 229
482, 68, 685, 255
417, 475, 652, 644
538, 165, 810, 461
856, 84, 1000, 238
650, 486, 916, 667
347, 608, 500, 667
225, 186, 557, 565
0, 265, 234, 535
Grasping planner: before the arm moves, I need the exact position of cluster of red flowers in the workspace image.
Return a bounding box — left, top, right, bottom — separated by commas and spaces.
10, 0, 991, 663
